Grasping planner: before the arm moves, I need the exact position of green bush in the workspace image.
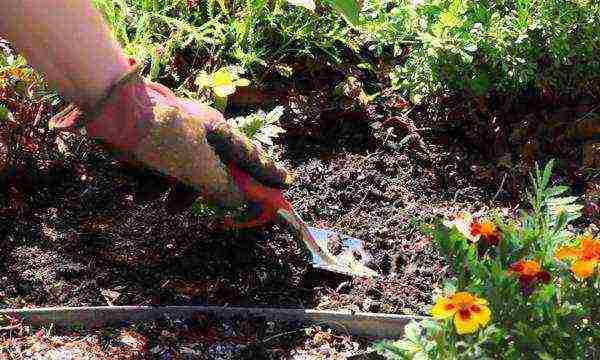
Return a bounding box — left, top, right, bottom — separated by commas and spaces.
92, 0, 600, 105
374, 161, 600, 359
379, 0, 600, 103
92, 0, 354, 82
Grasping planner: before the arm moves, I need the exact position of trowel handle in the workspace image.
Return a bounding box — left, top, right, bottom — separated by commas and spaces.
225, 164, 294, 229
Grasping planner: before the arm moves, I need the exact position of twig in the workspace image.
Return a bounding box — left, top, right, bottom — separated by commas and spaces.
574, 103, 600, 125
493, 173, 508, 202
260, 327, 312, 344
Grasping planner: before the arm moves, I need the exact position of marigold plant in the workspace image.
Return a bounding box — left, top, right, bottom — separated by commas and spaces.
375, 161, 599, 359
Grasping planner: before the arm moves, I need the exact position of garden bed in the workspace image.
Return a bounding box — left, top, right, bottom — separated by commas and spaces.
1, 85, 598, 313
1, 0, 600, 353
1, 85, 598, 358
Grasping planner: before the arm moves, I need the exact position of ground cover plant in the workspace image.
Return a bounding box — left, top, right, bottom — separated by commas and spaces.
1, 0, 600, 358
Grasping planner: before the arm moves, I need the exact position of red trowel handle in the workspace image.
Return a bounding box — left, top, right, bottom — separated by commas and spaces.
225, 164, 294, 229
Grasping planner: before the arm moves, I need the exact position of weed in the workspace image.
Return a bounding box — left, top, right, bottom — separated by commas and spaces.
230, 106, 286, 147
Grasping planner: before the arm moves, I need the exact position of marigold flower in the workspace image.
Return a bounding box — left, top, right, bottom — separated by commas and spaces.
431, 292, 491, 335
508, 259, 551, 295
555, 234, 600, 279
470, 219, 501, 246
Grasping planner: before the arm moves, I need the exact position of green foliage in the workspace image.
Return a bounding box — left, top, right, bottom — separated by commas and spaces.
231, 106, 286, 147
92, 0, 356, 83
375, 160, 600, 359
379, 0, 600, 103
325, 0, 361, 26
93, 0, 600, 105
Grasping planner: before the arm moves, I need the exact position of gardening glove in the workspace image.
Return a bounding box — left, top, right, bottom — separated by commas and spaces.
49, 64, 293, 228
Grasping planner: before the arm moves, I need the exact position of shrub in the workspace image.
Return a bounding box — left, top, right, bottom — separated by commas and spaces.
375, 160, 599, 359
382, 0, 600, 103
91, 0, 356, 82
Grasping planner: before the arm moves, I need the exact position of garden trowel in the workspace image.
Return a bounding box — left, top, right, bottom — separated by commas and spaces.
228, 164, 377, 278
276, 207, 378, 278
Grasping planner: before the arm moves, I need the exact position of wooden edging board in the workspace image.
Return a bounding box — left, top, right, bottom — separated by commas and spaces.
0, 306, 429, 339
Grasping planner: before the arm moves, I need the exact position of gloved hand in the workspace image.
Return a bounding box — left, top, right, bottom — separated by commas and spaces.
49, 64, 293, 228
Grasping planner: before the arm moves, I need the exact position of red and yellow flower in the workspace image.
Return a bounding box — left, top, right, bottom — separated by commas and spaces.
555, 234, 600, 279
470, 219, 501, 246
508, 259, 551, 295
431, 292, 491, 334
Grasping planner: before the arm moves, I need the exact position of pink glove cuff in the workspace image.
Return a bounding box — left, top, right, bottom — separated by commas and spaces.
49, 64, 184, 151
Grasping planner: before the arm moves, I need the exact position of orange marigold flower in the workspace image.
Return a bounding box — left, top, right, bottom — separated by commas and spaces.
508, 259, 551, 295
555, 234, 600, 280
470, 219, 501, 246
431, 292, 491, 335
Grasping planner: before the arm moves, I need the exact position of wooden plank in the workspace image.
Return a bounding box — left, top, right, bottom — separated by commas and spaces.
0, 306, 427, 339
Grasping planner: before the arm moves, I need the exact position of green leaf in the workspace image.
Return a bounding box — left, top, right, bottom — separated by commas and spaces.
396, 339, 422, 352
547, 196, 579, 206
0, 104, 9, 121
420, 319, 443, 337
541, 160, 555, 190
194, 72, 211, 89
234, 78, 250, 87
443, 282, 457, 295
213, 84, 236, 97
537, 352, 554, 360
404, 321, 422, 342
439, 11, 460, 28
373, 339, 409, 357
469, 73, 490, 96
464, 44, 478, 52
460, 50, 474, 64
265, 106, 285, 124
324, 0, 360, 27
546, 186, 569, 198
414, 351, 430, 360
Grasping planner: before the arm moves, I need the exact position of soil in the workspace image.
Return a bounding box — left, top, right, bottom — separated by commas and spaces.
0, 106, 490, 314
1, 85, 599, 316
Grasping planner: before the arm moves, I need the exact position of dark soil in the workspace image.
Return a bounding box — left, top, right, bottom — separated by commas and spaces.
2, 86, 599, 319
0, 104, 503, 319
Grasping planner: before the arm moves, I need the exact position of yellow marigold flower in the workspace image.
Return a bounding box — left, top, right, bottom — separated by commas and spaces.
555, 234, 600, 279
431, 292, 491, 335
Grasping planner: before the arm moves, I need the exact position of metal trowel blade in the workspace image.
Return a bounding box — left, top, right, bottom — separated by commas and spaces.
277, 209, 378, 278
